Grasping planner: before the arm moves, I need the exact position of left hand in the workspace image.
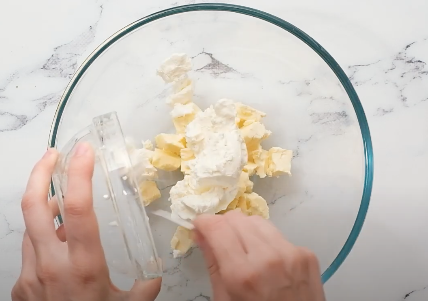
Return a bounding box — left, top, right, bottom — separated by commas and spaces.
12, 143, 161, 301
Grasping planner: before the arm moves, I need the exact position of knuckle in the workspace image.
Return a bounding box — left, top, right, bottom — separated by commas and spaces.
72, 264, 100, 284
225, 267, 259, 290
299, 247, 318, 264
264, 253, 283, 270
11, 283, 24, 301
240, 270, 259, 290
36, 264, 58, 285
11, 289, 22, 301
19, 276, 39, 289
64, 200, 87, 217
21, 193, 34, 213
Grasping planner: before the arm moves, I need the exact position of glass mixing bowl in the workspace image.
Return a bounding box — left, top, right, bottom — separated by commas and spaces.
48, 3, 373, 299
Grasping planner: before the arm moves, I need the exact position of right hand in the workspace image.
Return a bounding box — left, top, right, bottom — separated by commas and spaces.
193, 211, 325, 301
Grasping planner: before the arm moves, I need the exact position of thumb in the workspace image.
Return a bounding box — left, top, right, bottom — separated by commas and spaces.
194, 230, 219, 279
129, 278, 162, 301
194, 230, 230, 301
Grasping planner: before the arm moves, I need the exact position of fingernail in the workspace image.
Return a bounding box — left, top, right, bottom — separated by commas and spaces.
74, 142, 89, 157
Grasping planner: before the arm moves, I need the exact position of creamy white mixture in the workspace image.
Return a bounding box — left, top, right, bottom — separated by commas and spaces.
170, 99, 247, 220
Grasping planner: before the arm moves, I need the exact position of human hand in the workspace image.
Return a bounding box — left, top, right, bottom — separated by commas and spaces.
12, 143, 161, 301
193, 211, 325, 301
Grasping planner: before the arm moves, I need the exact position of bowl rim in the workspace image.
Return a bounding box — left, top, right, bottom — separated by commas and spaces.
48, 3, 373, 283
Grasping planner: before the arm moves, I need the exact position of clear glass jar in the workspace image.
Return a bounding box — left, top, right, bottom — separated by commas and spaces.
52, 112, 162, 280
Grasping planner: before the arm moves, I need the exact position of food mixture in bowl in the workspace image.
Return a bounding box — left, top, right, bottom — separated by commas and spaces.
50, 6, 373, 297
128, 53, 293, 258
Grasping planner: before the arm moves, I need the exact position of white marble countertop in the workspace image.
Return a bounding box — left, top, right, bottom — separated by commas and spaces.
1, 0, 427, 300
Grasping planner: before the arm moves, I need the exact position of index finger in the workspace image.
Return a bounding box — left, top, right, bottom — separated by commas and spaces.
193, 214, 246, 266
63, 143, 104, 258
21, 149, 59, 252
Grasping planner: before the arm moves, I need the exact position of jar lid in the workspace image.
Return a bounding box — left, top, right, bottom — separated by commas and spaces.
52, 112, 162, 280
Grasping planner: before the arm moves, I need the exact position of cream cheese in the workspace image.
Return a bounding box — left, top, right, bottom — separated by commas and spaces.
157, 53, 192, 83
169, 99, 247, 220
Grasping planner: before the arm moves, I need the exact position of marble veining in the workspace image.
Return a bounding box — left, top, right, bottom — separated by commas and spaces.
403, 286, 428, 300
348, 38, 428, 114
0, 4, 104, 133
194, 50, 239, 77
1, 0, 428, 300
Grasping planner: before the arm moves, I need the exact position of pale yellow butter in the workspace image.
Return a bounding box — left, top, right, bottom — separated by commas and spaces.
236, 195, 250, 215
243, 162, 258, 176
180, 148, 195, 160
170, 226, 193, 258
171, 103, 201, 134
227, 197, 240, 210
180, 148, 195, 175
237, 171, 254, 197
139, 181, 161, 206
240, 121, 271, 156
181, 161, 191, 174
167, 82, 193, 106
173, 75, 192, 93
155, 133, 185, 155
217, 197, 240, 214
266, 147, 293, 177
245, 192, 269, 219
235, 102, 267, 128
152, 148, 181, 171
251, 148, 269, 178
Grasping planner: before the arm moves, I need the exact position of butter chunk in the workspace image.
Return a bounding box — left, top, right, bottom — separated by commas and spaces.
240, 122, 271, 154
139, 181, 161, 206
157, 53, 192, 83
217, 197, 240, 215
170, 103, 201, 134
251, 148, 269, 178
180, 148, 195, 175
237, 171, 254, 197
243, 162, 258, 176
173, 75, 192, 93
181, 160, 192, 174
152, 148, 181, 171
170, 226, 193, 258
245, 192, 269, 219
129, 148, 157, 181
266, 147, 293, 177
236, 195, 250, 215
180, 148, 195, 160
235, 102, 267, 128
227, 197, 240, 210
155, 133, 185, 155
166, 82, 193, 106
242, 120, 255, 127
